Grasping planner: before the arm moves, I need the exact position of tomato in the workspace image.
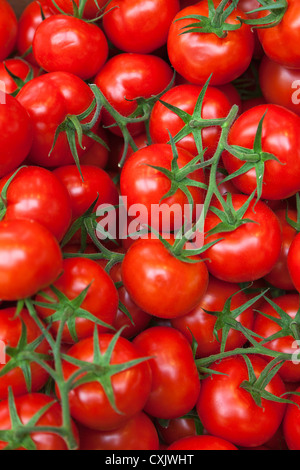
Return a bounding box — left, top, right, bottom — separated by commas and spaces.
121, 238, 209, 319
168, 0, 255, 86
149, 84, 232, 158
258, 0, 300, 68
0, 307, 49, 400
17, 71, 98, 168
0, 94, 33, 178
59, 333, 152, 431
94, 53, 174, 137
35, 257, 119, 344
79, 126, 109, 170
222, 104, 300, 200
103, 0, 180, 54
0, 0, 17, 61
33, 15, 108, 80
0, 58, 39, 96
17, 0, 55, 66
171, 276, 255, 358
0, 219, 63, 301
78, 412, 159, 450
0, 394, 78, 451
168, 435, 238, 450
133, 326, 200, 419
283, 387, 300, 450
197, 355, 287, 447
155, 417, 197, 446
259, 55, 300, 116
204, 195, 282, 283
253, 294, 300, 383
46, 0, 107, 19
0, 166, 72, 242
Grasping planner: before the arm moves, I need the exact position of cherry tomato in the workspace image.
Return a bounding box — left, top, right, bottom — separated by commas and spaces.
0, 58, 39, 96
0, 0, 17, 61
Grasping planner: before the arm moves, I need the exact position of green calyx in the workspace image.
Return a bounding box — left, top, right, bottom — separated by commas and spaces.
241, 0, 288, 29
50, 0, 115, 23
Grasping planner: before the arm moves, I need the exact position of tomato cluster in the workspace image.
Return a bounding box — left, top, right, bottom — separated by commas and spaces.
1, 0, 300, 452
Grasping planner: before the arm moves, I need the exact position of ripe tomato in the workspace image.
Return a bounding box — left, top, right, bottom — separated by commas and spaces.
283, 387, 300, 450
156, 417, 197, 446
149, 84, 232, 158
35, 257, 119, 344
0, 58, 39, 96
287, 232, 300, 293
103, 0, 180, 54
121, 238, 209, 319
0, 166, 72, 242
197, 355, 287, 448
33, 15, 108, 80
59, 333, 152, 431
79, 126, 109, 169
78, 412, 159, 450
0, 219, 63, 301
0, 94, 33, 178
171, 276, 255, 358
133, 326, 200, 419
46, 0, 107, 19
168, 0, 255, 85
168, 435, 238, 450
0, 0, 17, 61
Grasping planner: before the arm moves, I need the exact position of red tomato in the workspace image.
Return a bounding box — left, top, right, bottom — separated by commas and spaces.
168, 435, 238, 450
79, 127, 109, 170
46, 0, 107, 19
0, 219, 63, 301
0, 166, 72, 242
283, 387, 300, 450
197, 355, 287, 448
0, 394, 78, 450
204, 195, 282, 283
121, 238, 209, 319
149, 84, 232, 158
103, 0, 180, 54
78, 412, 159, 450
59, 333, 152, 431
168, 0, 255, 85
171, 276, 255, 358
133, 326, 200, 419
35, 257, 119, 344
0, 58, 39, 95
288, 233, 300, 293
155, 417, 197, 446
0, 94, 33, 178
0, 0, 17, 61
33, 15, 108, 80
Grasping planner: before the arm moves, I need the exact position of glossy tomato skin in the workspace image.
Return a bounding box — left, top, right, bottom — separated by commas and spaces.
149, 84, 232, 158
204, 195, 282, 283
288, 233, 300, 293
0, 0, 17, 61
197, 355, 287, 448
168, 1, 254, 86
78, 412, 159, 450
0, 94, 33, 178
35, 258, 119, 344
79, 126, 109, 169
94, 53, 173, 137
222, 104, 300, 200
168, 435, 238, 450
283, 387, 300, 450
171, 276, 255, 358
0, 219, 63, 301
59, 334, 152, 431
103, 0, 180, 54
0, 166, 72, 242
17, 72, 98, 168
0, 308, 49, 400
121, 239, 209, 319
0, 58, 39, 96
253, 294, 300, 383
0, 394, 79, 451
156, 417, 197, 446
33, 15, 108, 80
133, 327, 200, 419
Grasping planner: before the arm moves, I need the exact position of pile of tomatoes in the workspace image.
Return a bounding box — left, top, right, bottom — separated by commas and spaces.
1, 0, 300, 451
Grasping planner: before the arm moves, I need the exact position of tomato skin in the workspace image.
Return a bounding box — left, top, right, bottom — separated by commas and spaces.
0, 219, 63, 301
59, 334, 152, 431
103, 0, 180, 54
80, 127, 109, 170
0, 394, 79, 451
149, 84, 232, 158
0, 58, 39, 96
78, 412, 159, 450
168, 1, 254, 86
0, 308, 49, 401
0, 166, 72, 242
121, 239, 209, 319
0, 94, 33, 178
283, 387, 300, 450
287, 233, 300, 293
204, 195, 282, 283
33, 15, 108, 80
156, 417, 197, 446
197, 355, 287, 448
35, 258, 119, 344
253, 294, 300, 383
0, 0, 17, 61
46, 0, 108, 19
168, 435, 238, 450
133, 327, 200, 419
171, 276, 255, 358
